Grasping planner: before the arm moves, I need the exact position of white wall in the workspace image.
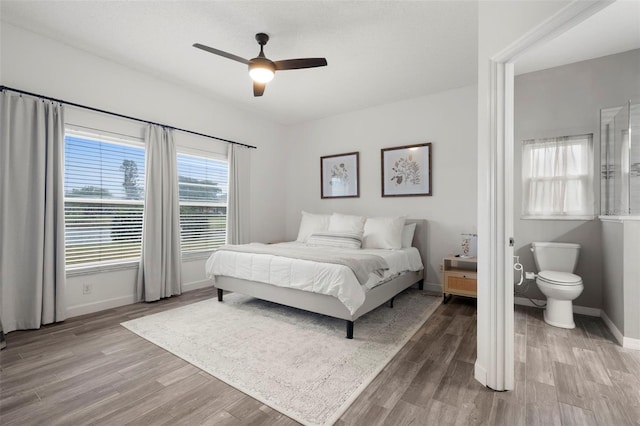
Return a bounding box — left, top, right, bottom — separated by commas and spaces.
283, 85, 478, 290
1, 23, 288, 317
514, 50, 640, 309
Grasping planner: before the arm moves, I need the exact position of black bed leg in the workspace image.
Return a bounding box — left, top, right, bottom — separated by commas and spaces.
217, 288, 223, 302
346, 321, 354, 339
389, 297, 395, 308
418, 280, 424, 291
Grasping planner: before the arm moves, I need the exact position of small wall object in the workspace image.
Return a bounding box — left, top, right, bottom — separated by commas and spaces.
321, 151, 360, 198
381, 143, 432, 197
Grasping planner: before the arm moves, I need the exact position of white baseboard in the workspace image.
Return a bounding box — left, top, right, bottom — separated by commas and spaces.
601, 310, 640, 350
474, 361, 488, 387
514, 297, 600, 317
623, 336, 640, 350
422, 281, 442, 295
67, 280, 215, 319
183, 279, 214, 292
66, 295, 136, 318
516, 297, 640, 351
600, 309, 624, 346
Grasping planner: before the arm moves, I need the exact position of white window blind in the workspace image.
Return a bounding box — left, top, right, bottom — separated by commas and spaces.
522, 134, 595, 219
177, 153, 228, 255
64, 133, 145, 267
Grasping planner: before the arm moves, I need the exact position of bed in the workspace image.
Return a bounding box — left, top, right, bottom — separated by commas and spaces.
206, 218, 427, 339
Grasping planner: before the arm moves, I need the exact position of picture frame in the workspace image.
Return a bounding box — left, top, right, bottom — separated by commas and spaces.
381, 143, 432, 197
320, 152, 360, 198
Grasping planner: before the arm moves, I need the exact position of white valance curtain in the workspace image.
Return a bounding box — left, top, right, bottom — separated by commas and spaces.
521, 134, 594, 219
226, 143, 251, 244
0, 91, 66, 333
136, 124, 182, 302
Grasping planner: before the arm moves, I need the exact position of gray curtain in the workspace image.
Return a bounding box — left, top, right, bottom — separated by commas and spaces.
136, 124, 182, 302
226, 143, 251, 244
0, 91, 66, 333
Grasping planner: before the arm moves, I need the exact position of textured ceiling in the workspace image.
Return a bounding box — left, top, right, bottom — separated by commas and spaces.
0, 1, 478, 125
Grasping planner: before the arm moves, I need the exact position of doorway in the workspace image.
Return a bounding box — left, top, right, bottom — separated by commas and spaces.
477, 1, 615, 391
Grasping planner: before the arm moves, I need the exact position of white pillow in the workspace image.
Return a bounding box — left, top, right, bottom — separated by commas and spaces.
296, 211, 330, 242
328, 213, 366, 236
362, 216, 406, 249
401, 223, 417, 248
306, 232, 363, 249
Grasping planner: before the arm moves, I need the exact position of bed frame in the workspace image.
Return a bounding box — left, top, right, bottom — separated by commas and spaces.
214, 219, 427, 339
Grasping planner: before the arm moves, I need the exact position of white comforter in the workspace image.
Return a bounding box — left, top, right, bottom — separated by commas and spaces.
205, 242, 423, 314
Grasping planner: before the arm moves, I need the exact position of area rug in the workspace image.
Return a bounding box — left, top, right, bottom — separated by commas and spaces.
121, 289, 440, 426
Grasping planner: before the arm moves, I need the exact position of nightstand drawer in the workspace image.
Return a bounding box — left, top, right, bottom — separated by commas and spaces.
442, 255, 478, 302
444, 272, 477, 294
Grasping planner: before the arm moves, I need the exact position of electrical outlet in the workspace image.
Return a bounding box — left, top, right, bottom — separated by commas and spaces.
439, 264, 444, 272
82, 283, 93, 295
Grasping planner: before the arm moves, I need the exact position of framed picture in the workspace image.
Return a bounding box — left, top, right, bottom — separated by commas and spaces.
381, 143, 432, 197
321, 152, 359, 198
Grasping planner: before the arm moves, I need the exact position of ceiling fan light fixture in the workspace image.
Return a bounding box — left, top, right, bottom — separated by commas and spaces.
249, 59, 275, 83
194, 33, 327, 97
249, 66, 275, 83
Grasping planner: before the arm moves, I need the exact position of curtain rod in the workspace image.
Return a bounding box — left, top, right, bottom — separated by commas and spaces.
0, 85, 257, 149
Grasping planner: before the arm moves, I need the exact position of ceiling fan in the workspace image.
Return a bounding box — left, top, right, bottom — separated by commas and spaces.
194, 33, 327, 97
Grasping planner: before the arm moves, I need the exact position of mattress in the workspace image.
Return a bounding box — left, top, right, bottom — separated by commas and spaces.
205, 242, 423, 314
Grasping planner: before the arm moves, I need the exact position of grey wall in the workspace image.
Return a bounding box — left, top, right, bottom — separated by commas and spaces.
601, 219, 640, 341
622, 221, 640, 340
514, 49, 640, 309
602, 221, 624, 329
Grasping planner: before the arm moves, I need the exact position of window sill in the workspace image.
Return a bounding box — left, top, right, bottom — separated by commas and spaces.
520, 215, 597, 221
66, 260, 139, 277
599, 215, 640, 223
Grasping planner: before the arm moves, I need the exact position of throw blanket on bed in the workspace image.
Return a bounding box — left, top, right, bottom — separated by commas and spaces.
215, 243, 389, 285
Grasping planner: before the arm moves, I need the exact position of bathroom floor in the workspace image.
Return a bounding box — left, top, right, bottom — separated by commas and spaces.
513, 304, 640, 425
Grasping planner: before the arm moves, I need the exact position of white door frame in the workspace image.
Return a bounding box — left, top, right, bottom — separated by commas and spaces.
477, 0, 613, 391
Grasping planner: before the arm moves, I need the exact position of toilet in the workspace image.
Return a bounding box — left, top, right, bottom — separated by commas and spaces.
530, 242, 583, 329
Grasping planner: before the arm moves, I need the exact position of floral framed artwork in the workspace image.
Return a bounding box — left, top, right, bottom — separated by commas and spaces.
381, 143, 432, 197
320, 152, 360, 198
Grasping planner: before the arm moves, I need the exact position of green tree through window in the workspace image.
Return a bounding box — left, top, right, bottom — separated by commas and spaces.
121, 159, 141, 199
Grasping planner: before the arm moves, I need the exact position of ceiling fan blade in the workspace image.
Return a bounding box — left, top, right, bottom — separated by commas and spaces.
253, 81, 266, 97
274, 58, 328, 71
193, 43, 249, 65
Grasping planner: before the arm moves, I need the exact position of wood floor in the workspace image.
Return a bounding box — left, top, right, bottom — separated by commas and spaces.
1, 287, 639, 425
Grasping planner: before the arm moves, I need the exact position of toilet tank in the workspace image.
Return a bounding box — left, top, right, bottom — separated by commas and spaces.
531, 242, 580, 273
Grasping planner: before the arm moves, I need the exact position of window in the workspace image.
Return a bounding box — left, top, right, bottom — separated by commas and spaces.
521, 134, 594, 219
177, 153, 228, 255
64, 132, 145, 268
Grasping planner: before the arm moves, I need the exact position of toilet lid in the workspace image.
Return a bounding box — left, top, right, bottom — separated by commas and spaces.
538, 270, 582, 285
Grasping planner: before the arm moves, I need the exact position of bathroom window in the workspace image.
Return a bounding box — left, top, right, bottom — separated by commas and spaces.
521, 134, 595, 219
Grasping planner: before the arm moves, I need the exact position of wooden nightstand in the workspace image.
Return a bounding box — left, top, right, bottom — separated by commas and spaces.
442, 255, 477, 304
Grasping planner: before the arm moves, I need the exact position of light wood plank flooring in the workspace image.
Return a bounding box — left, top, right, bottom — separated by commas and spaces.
1, 287, 639, 425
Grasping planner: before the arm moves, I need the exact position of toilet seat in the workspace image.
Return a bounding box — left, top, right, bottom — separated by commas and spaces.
537, 270, 582, 286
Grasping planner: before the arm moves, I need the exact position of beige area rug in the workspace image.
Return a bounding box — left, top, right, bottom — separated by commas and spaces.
121, 289, 440, 426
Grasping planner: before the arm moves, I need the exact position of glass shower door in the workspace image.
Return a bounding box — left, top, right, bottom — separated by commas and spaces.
601, 101, 639, 216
